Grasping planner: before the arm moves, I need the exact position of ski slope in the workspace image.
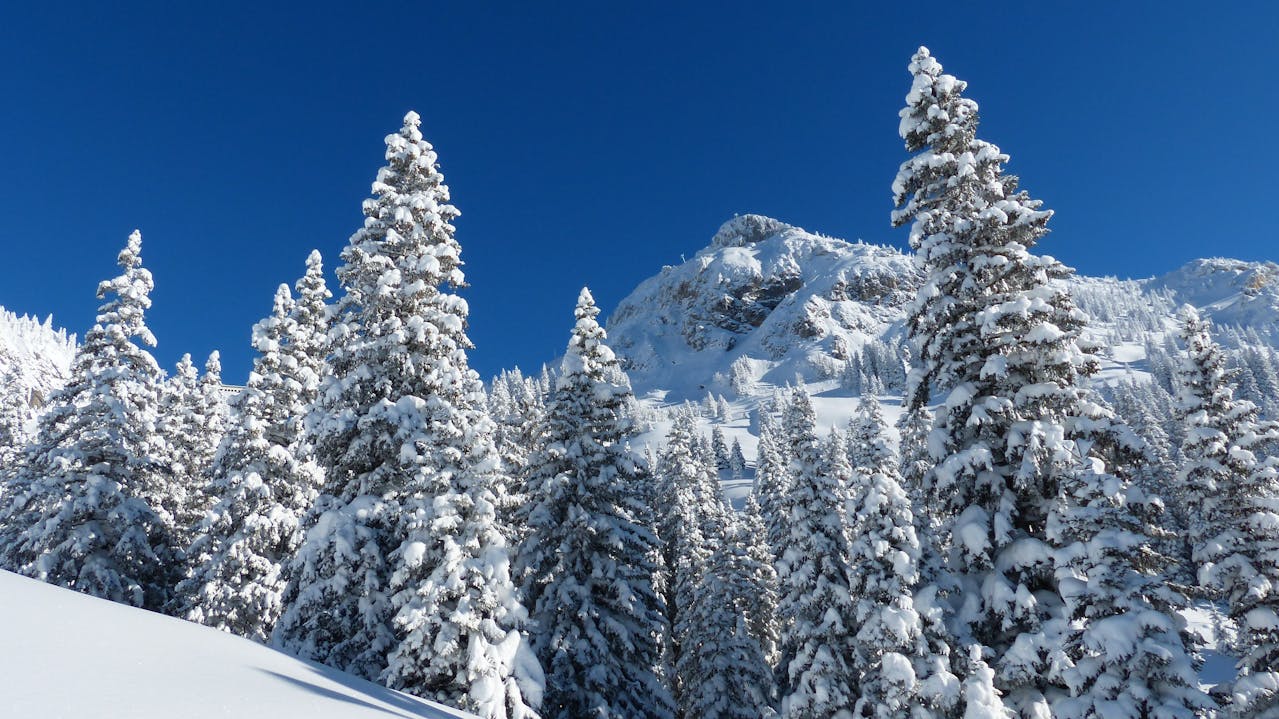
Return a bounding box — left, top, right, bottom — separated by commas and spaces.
0, 570, 473, 719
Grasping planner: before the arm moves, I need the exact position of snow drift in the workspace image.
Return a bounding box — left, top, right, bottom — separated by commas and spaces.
0, 569, 474, 719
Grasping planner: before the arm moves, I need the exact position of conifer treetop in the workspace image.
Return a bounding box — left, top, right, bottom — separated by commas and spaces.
94, 229, 157, 350
203, 350, 221, 380
897, 46, 977, 151
564, 287, 616, 373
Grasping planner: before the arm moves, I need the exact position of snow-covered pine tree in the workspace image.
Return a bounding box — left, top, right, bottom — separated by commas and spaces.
729, 437, 747, 479
1047, 444, 1213, 719
1116, 389, 1193, 584
753, 402, 791, 561
846, 398, 957, 719
279, 251, 331, 506
775, 388, 858, 718
0, 231, 176, 610
718, 395, 733, 423
712, 425, 731, 470
1174, 307, 1279, 572
178, 284, 324, 642
489, 367, 545, 542
681, 507, 776, 719
846, 395, 893, 477
695, 430, 715, 469
287, 249, 331, 453
1174, 306, 1279, 718
891, 46, 1165, 717
199, 350, 229, 454
515, 287, 674, 719
739, 493, 781, 666
895, 401, 934, 494
155, 352, 222, 547
277, 113, 537, 719
0, 348, 31, 474
657, 410, 729, 714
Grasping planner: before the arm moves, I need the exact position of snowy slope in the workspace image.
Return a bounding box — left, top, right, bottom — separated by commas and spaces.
1151, 257, 1279, 333
610, 216, 1245, 692
0, 570, 473, 719
608, 214, 1278, 511
0, 308, 76, 416
609, 214, 921, 403
608, 215, 1279, 406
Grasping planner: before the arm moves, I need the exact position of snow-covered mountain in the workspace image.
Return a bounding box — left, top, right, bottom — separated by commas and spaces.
607, 214, 1279, 404
0, 309, 76, 448
609, 215, 921, 403
0, 569, 473, 719
0, 309, 76, 408
1151, 257, 1279, 332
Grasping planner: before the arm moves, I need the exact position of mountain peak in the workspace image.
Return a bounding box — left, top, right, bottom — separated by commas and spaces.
607, 219, 919, 400
708, 214, 795, 250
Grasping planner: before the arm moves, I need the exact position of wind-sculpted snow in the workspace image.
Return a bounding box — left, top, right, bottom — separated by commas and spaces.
0, 569, 475, 718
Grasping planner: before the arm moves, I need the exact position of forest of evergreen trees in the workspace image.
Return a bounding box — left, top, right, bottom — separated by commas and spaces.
1, 47, 1277, 719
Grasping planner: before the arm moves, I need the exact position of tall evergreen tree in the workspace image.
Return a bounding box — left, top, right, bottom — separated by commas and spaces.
729, 437, 747, 479
289, 249, 331, 384
286, 249, 331, 459
739, 493, 781, 667
275, 112, 536, 718
156, 350, 225, 547
846, 397, 958, 719
891, 46, 1182, 717
155, 354, 204, 534
656, 409, 726, 714
712, 425, 731, 470
178, 284, 324, 642
515, 288, 674, 719
0, 231, 176, 610
489, 367, 545, 542
775, 388, 858, 718
753, 404, 791, 561
1047, 448, 1213, 719
1174, 307, 1279, 718
199, 350, 228, 451
895, 403, 934, 500
681, 508, 776, 719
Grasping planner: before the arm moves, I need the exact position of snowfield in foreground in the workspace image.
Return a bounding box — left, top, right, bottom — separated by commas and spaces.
0, 570, 473, 719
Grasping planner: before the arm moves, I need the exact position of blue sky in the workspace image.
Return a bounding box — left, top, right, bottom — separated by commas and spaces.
2, 2, 1276, 383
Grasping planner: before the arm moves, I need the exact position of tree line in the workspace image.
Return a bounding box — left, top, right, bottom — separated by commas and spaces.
1, 47, 1277, 719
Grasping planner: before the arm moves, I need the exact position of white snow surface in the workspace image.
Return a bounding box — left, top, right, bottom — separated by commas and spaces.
0, 308, 76, 421
607, 216, 1279, 462
609, 218, 1279, 402
609, 214, 922, 403
0, 570, 474, 719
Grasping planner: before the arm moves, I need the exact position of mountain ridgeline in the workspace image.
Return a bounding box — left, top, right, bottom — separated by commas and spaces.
606, 213, 1279, 406
4, 47, 1279, 719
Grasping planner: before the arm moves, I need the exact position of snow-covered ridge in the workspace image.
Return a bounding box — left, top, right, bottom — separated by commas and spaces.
0, 569, 474, 719
0, 308, 76, 408
606, 215, 1279, 402
1149, 257, 1279, 333
609, 214, 922, 401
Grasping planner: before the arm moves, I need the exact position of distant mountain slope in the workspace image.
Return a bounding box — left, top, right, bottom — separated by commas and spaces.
609, 215, 921, 402
0, 570, 473, 719
0, 309, 75, 409
1151, 257, 1279, 333
607, 214, 1279, 403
